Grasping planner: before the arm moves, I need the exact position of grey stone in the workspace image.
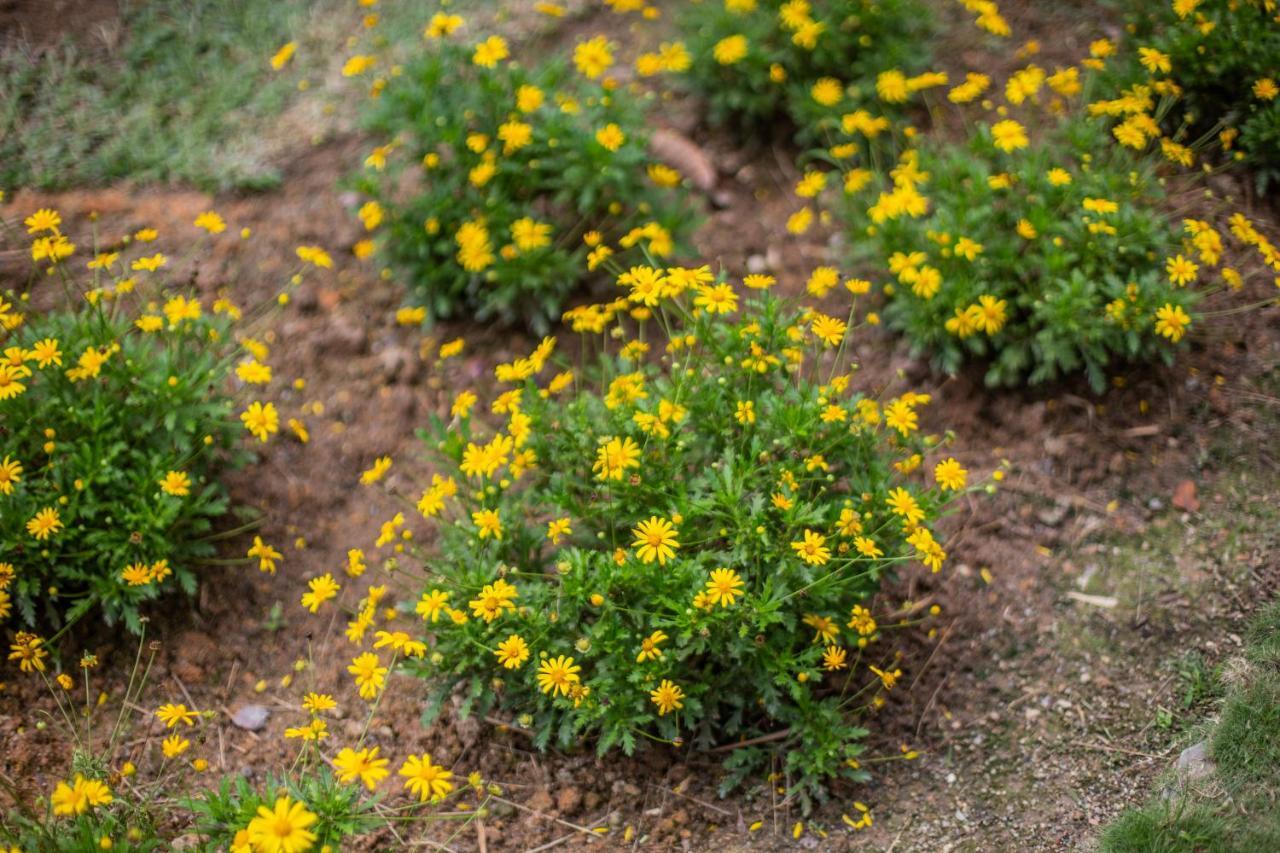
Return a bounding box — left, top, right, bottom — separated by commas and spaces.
230, 703, 270, 731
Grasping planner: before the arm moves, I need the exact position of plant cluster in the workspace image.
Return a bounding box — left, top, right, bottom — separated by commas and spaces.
1, 628, 476, 851
814, 34, 1280, 391
676, 0, 940, 134
351, 16, 698, 333
341, 262, 985, 807
1118, 0, 1280, 193
0, 210, 254, 634
838, 109, 1205, 390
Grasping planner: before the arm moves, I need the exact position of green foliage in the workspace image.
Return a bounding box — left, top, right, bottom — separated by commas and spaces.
1100, 601, 1280, 851
1123, 0, 1280, 194
0, 770, 383, 851
352, 27, 698, 333
840, 113, 1195, 391
676, 0, 933, 135
0, 0, 311, 191
1172, 651, 1221, 709
1244, 600, 1280, 669
1211, 672, 1280, 793
405, 279, 963, 808
0, 241, 245, 634
186, 770, 382, 849
1099, 799, 1274, 853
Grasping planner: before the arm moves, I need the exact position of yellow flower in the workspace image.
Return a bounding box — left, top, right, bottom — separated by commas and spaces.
359, 456, 392, 485
246, 796, 318, 853
1138, 47, 1171, 74
573, 35, 613, 79
400, 753, 455, 802
26, 507, 62, 541
592, 435, 642, 481
1154, 303, 1191, 342
194, 211, 226, 234
810, 313, 847, 347
823, 646, 848, 671
511, 217, 552, 251
296, 245, 333, 268
811, 77, 843, 106
0, 456, 23, 494
334, 746, 390, 790
516, 84, 544, 112
468, 579, 518, 622
24, 208, 61, 234
159, 470, 190, 497
595, 122, 625, 151
990, 119, 1028, 152
424, 12, 464, 38
704, 568, 744, 607
472, 508, 503, 540
495, 634, 530, 669
241, 401, 279, 442
886, 487, 925, 525
536, 654, 581, 696
934, 458, 968, 491
473, 35, 509, 68
803, 614, 840, 644
248, 536, 282, 573
693, 283, 738, 314
631, 516, 680, 565
636, 630, 668, 663
51, 775, 112, 816
303, 692, 337, 714
876, 69, 909, 102
341, 54, 376, 76
1165, 254, 1198, 286
161, 734, 190, 758
650, 679, 684, 715
348, 652, 388, 700
269, 41, 296, 70
301, 573, 340, 613
546, 517, 572, 544
416, 589, 450, 622
713, 34, 748, 65
155, 703, 198, 728
791, 529, 830, 566
131, 253, 167, 272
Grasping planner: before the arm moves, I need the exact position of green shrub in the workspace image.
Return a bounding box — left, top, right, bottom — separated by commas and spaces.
352, 20, 698, 333
676, 0, 935, 135
0, 631, 471, 850
0, 210, 247, 633
1119, 0, 1280, 193
398, 265, 971, 807
837, 110, 1203, 390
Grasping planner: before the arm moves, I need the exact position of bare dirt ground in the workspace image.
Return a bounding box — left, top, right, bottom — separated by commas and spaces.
3, 0, 1280, 850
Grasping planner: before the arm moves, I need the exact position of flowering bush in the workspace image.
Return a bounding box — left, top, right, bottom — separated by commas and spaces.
1119, 0, 1280, 193
836, 106, 1210, 390
1, 629, 476, 850
395, 264, 973, 806
351, 18, 698, 333
676, 0, 936, 134
0, 211, 264, 633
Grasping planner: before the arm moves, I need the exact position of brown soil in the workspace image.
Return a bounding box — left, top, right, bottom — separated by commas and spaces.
0, 0, 120, 51
3, 0, 1280, 851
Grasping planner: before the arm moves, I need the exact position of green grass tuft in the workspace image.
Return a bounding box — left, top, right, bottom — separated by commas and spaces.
0, 0, 308, 191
